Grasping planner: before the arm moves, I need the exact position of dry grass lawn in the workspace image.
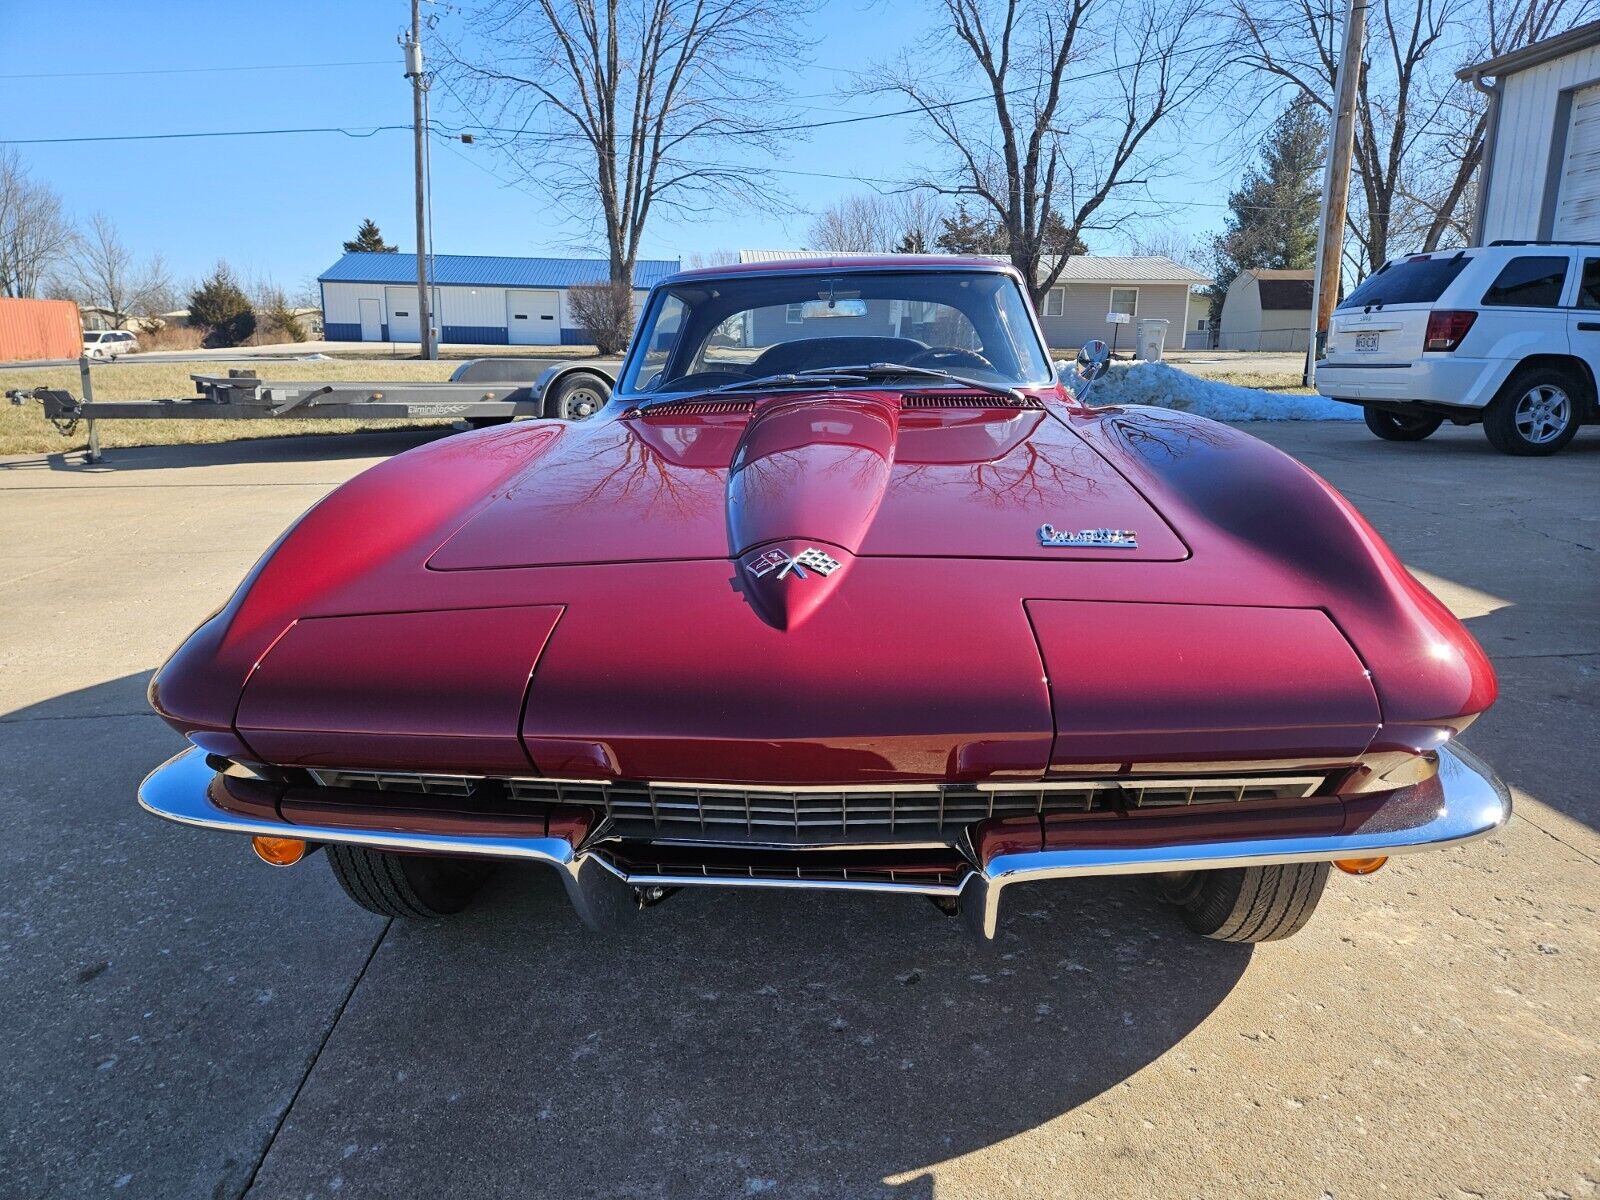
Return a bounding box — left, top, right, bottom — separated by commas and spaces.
0, 359, 462, 456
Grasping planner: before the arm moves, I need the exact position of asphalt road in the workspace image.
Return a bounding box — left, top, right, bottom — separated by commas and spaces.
1, 422, 1596, 1199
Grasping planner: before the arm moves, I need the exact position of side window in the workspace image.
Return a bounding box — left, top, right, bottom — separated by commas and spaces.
1481, 255, 1569, 307
1579, 258, 1600, 309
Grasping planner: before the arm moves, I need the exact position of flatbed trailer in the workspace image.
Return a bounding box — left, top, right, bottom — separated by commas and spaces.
5, 355, 620, 462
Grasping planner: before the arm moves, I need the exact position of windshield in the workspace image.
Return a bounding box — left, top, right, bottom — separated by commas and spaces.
617, 270, 1053, 395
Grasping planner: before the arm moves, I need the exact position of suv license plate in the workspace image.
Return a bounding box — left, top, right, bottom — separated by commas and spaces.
1355, 332, 1380, 352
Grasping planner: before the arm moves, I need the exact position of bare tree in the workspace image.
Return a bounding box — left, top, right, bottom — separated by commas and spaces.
807, 191, 946, 251
879, 0, 1231, 303
1120, 223, 1209, 272
54, 213, 174, 328
441, 0, 816, 287
0, 150, 74, 299
1231, 0, 1595, 272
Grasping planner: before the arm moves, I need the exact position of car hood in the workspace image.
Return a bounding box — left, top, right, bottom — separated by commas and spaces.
426, 390, 1187, 573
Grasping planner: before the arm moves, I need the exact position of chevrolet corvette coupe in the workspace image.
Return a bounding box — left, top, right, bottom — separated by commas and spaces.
141, 257, 1510, 943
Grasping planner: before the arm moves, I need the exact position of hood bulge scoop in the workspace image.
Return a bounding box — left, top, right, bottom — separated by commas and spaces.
426, 392, 1186, 575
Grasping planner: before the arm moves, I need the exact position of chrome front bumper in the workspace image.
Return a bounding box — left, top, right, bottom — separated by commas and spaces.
138, 744, 1511, 943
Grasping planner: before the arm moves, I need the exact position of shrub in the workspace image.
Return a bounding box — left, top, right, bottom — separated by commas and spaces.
189, 263, 256, 348
566, 280, 635, 354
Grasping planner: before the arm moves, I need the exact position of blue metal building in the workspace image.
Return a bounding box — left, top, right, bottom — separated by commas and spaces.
317, 252, 680, 346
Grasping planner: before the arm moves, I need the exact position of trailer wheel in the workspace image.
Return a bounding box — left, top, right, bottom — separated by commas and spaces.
547, 371, 611, 420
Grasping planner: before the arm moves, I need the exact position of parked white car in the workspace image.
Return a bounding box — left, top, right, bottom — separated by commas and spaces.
1315, 241, 1599, 455
82, 330, 139, 358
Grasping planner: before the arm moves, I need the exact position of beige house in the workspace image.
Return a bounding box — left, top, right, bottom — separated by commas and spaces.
1217, 269, 1314, 352
737, 251, 1211, 352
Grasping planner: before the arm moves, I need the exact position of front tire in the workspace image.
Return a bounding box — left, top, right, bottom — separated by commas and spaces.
1363, 406, 1442, 441
1483, 367, 1582, 455
326, 845, 494, 919
1162, 862, 1330, 942
547, 370, 611, 420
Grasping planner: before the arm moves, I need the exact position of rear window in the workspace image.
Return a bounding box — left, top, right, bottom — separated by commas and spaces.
1338, 255, 1471, 310
1480, 255, 1569, 307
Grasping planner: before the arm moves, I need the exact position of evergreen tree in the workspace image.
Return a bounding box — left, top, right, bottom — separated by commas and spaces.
1208, 95, 1326, 322
189, 262, 256, 348
343, 218, 398, 254
935, 202, 1009, 254
895, 229, 928, 253
934, 202, 1087, 258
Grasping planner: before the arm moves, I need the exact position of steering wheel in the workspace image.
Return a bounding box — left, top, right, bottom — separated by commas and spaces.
906, 347, 995, 372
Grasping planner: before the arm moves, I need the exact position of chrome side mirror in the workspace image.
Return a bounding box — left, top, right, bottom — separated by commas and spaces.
1076, 339, 1110, 382
1070, 339, 1111, 401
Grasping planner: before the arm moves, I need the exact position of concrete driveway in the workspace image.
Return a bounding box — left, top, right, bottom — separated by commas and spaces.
1, 423, 1595, 1199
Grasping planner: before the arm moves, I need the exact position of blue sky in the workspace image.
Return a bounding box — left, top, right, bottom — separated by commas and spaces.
1, 0, 1231, 291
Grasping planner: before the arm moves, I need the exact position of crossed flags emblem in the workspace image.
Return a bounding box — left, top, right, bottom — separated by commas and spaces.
745, 546, 842, 580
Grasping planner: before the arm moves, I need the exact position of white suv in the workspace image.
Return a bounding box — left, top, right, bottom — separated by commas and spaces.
1315, 242, 1599, 455
82, 329, 139, 358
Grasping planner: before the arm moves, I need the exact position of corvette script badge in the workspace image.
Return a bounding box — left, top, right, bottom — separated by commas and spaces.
745, 546, 842, 580
1038, 524, 1139, 549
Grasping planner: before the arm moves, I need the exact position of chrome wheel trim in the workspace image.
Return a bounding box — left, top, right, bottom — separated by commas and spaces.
1513, 384, 1572, 444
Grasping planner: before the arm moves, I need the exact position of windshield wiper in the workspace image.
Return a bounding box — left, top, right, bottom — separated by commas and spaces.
636, 362, 1025, 408
818, 362, 1027, 405
635, 371, 870, 408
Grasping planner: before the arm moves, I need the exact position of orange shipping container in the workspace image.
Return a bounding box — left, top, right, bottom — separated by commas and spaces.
0, 298, 82, 363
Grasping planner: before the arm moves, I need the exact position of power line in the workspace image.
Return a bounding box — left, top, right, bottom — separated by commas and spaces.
0, 125, 408, 146
0, 59, 394, 81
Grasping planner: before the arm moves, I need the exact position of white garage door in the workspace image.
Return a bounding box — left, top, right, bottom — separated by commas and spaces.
506, 289, 561, 345
384, 286, 420, 342
1554, 83, 1600, 240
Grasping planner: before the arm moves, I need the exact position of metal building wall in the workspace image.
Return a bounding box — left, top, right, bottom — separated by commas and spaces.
1481, 42, 1600, 242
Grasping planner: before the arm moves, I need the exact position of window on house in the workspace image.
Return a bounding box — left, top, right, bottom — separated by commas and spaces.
785, 302, 805, 324
1043, 288, 1066, 316
1109, 287, 1139, 317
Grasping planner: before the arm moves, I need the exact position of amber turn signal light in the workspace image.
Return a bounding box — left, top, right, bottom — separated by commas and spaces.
251, 836, 307, 867
1333, 856, 1388, 876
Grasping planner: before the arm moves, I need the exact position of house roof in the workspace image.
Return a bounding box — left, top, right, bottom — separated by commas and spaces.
318, 252, 680, 289
1458, 19, 1600, 80
737, 250, 1210, 285
1244, 268, 1315, 311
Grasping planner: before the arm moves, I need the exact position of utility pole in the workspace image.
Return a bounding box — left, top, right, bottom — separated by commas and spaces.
403, 0, 436, 360
1306, 0, 1367, 387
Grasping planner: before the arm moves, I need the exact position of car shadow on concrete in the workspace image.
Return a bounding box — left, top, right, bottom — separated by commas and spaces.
2, 674, 1252, 1200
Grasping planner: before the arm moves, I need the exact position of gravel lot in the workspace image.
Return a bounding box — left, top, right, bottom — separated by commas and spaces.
1, 422, 1595, 1199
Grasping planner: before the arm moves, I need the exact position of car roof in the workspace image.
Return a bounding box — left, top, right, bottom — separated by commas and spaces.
659, 255, 1023, 286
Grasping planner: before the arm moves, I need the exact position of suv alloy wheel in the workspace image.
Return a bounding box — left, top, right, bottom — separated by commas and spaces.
1484, 367, 1583, 455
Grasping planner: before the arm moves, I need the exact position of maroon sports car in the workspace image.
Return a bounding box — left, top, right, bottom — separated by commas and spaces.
141, 257, 1509, 943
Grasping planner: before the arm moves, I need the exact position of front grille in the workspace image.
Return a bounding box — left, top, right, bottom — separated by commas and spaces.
504, 775, 1324, 838
308, 768, 478, 797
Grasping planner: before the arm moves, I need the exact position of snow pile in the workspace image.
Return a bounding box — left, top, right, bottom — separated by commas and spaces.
1088, 361, 1359, 421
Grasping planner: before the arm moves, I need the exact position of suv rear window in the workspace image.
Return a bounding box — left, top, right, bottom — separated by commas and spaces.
1338, 255, 1471, 310
1480, 255, 1569, 307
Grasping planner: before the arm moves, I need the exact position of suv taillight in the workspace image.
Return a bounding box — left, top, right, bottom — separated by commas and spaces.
1425, 309, 1477, 352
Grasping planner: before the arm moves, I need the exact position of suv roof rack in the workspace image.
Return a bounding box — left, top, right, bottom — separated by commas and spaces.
1487, 239, 1600, 247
